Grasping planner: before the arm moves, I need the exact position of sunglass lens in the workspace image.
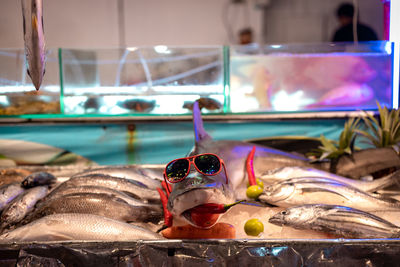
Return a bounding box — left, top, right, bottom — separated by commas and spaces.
194, 154, 221, 175
165, 159, 189, 182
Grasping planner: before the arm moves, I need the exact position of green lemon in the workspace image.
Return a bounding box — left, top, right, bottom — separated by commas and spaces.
244, 218, 264, 236
247, 178, 264, 188
246, 185, 263, 199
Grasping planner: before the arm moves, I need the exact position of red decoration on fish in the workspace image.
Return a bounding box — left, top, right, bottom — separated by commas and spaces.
161, 181, 171, 197
157, 188, 173, 227
246, 146, 257, 186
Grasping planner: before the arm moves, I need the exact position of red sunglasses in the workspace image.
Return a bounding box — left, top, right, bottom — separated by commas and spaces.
163, 153, 228, 187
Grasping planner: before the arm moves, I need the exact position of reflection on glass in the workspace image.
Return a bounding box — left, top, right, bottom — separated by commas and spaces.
61, 47, 225, 115
230, 42, 393, 113
0, 49, 60, 115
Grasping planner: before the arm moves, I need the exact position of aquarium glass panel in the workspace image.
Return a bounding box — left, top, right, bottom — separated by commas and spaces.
230, 41, 393, 113
61, 46, 225, 115
0, 48, 60, 115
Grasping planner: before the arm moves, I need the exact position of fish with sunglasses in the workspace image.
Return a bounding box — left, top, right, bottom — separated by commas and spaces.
162, 101, 311, 230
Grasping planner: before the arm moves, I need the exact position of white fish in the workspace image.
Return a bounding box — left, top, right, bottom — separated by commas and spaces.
0, 213, 162, 241
0, 185, 48, 228
0, 183, 25, 211
269, 204, 400, 239
260, 167, 400, 192
259, 178, 400, 212
21, 0, 46, 90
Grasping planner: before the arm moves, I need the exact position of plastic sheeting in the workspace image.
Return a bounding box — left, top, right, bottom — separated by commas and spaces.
0, 239, 399, 266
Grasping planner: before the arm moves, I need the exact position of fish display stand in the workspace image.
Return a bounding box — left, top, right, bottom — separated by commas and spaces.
0, 163, 399, 266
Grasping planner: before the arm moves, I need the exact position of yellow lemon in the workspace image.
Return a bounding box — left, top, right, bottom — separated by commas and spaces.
244, 218, 264, 236
246, 185, 263, 199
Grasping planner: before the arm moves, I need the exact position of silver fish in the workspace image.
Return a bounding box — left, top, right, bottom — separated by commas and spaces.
259, 178, 400, 212
0, 183, 25, 211
260, 167, 400, 192
72, 167, 162, 189
63, 174, 160, 203
24, 193, 162, 224
0, 186, 48, 228
269, 204, 400, 239
21, 172, 56, 188
21, 0, 46, 90
45, 184, 161, 211
0, 213, 162, 241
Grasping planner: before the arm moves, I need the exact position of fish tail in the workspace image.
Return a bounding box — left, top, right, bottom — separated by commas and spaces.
372, 169, 400, 192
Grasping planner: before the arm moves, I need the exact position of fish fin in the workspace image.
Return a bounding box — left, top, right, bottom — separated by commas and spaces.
27, 69, 32, 79
193, 101, 211, 143
22, 14, 26, 36
301, 187, 350, 201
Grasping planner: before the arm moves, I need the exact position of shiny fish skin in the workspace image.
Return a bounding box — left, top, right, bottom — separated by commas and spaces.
0, 213, 162, 241
0, 183, 25, 211
72, 167, 162, 189
45, 184, 161, 211
269, 204, 400, 238
24, 193, 162, 224
21, 172, 56, 188
259, 178, 400, 212
260, 166, 400, 192
63, 174, 160, 203
0, 186, 48, 229
21, 0, 46, 90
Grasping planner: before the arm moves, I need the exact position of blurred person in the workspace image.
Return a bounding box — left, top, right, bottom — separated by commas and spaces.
332, 3, 378, 42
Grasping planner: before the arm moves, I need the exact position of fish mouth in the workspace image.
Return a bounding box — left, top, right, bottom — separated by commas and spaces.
181, 203, 225, 229
268, 214, 284, 226
168, 188, 235, 229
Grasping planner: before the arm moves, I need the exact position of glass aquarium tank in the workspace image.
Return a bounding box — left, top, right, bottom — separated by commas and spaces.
60, 46, 226, 115
0, 42, 396, 117
0, 48, 60, 115
229, 41, 394, 113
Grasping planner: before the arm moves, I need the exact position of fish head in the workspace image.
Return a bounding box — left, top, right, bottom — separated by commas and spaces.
263, 182, 295, 203
269, 206, 314, 226
165, 100, 236, 229
166, 162, 235, 229
26, 53, 45, 91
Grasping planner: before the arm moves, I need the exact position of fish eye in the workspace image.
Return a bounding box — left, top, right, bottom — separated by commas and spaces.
281, 211, 287, 215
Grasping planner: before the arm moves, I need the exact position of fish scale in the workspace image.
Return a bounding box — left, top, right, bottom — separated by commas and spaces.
71, 167, 162, 189
64, 174, 160, 203
22, 192, 162, 225
44, 183, 161, 210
